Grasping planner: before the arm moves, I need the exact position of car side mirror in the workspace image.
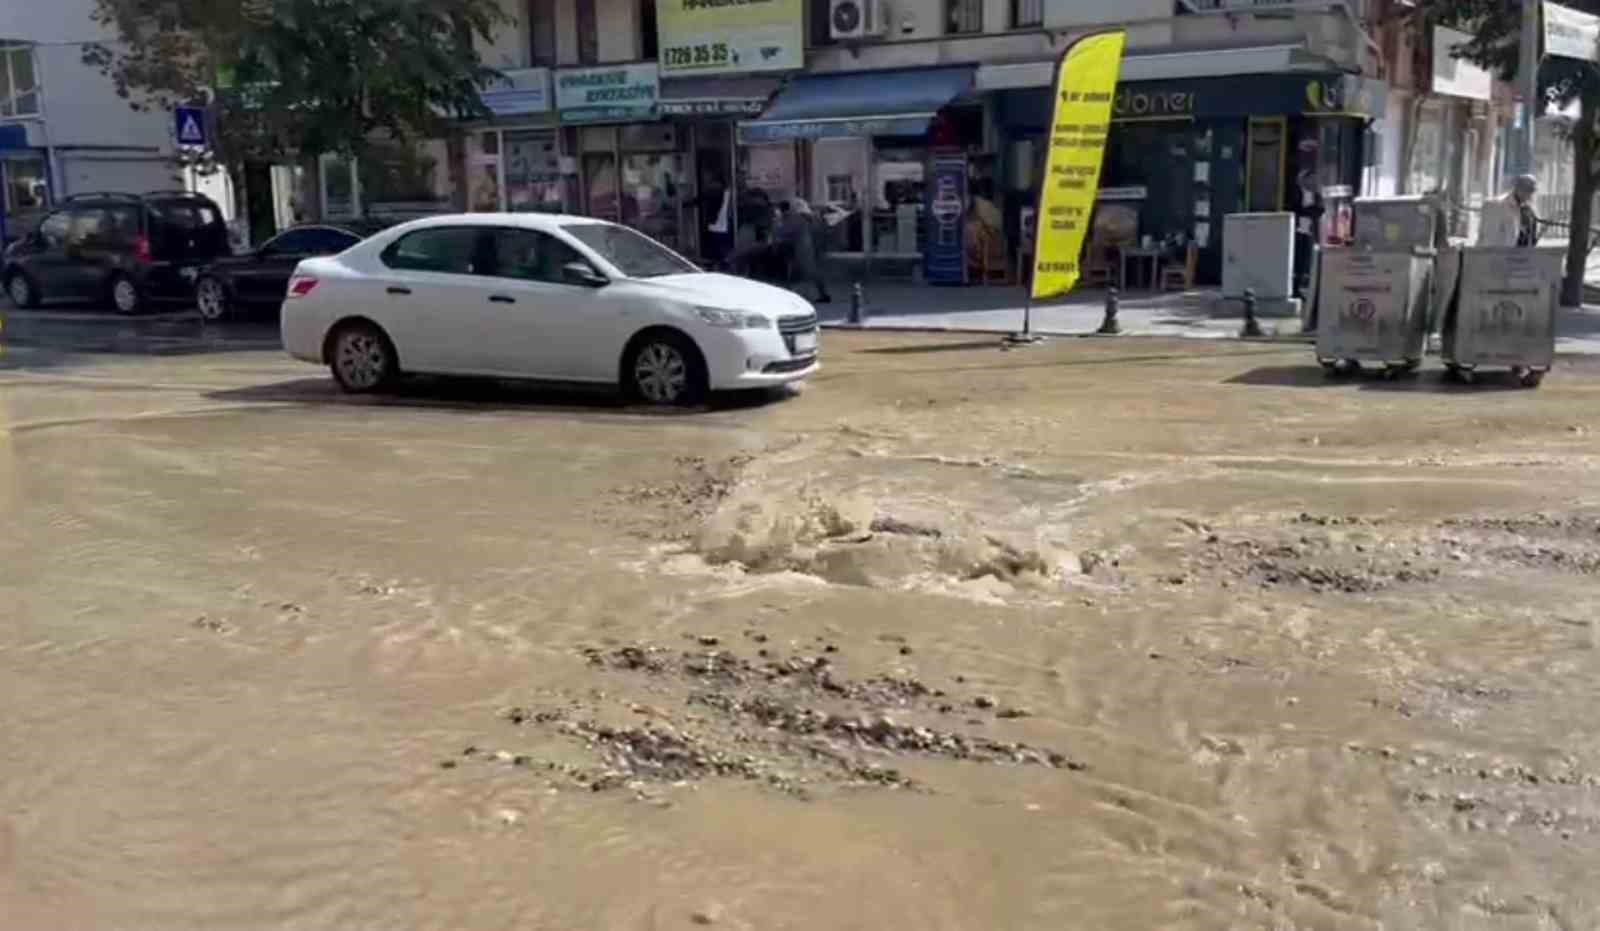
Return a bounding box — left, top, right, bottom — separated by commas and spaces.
562, 261, 607, 288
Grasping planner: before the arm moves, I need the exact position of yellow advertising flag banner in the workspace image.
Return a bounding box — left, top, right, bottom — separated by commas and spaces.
1031, 31, 1126, 301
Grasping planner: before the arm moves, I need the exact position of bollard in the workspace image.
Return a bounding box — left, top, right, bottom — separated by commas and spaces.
1096, 286, 1121, 335
848, 282, 866, 325
1240, 287, 1264, 338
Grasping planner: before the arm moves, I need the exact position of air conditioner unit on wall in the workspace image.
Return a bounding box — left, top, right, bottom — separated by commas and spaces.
831, 0, 886, 41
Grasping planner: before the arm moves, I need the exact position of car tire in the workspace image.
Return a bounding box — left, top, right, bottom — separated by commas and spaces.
195, 276, 231, 322
624, 330, 707, 407
329, 321, 399, 394
109, 273, 143, 315
4, 271, 41, 309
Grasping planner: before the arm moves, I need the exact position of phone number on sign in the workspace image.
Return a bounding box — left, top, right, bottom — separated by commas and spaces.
663, 43, 730, 67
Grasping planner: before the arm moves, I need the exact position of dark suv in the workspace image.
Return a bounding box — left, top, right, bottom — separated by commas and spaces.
2, 190, 230, 314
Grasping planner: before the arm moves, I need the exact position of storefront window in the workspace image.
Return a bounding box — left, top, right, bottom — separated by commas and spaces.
811, 138, 865, 253
739, 142, 796, 245
320, 154, 359, 219
360, 139, 453, 217
871, 146, 924, 255
504, 130, 565, 213
2, 155, 48, 238
468, 131, 501, 212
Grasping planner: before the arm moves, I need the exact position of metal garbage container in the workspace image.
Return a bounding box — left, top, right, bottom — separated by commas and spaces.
1442, 246, 1563, 388
1314, 247, 1433, 377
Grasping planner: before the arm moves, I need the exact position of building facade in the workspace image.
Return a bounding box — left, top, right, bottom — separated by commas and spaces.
0, 0, 200, 243
311, 0, 1411, 283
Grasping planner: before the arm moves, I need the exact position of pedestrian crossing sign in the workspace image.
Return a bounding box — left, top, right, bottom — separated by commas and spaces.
175, 107, 207, 147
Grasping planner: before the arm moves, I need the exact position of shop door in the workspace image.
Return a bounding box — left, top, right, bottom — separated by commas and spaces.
583, 152, 620, 223
505, 131, 565, 213
1246, 117, 1287, 213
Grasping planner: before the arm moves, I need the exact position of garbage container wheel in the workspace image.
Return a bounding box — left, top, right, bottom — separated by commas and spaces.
1384, 360, 1420, 380
1515, 367, 1545, 389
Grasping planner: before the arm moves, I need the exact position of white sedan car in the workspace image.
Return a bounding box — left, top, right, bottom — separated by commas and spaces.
280, 213, 820, 404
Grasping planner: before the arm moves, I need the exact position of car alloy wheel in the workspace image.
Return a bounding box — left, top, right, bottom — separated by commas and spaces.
7, 274, 35, 308
112, 276, 141, 315
334, 327, 392, 392
195, 278, 228, 322
633, 341, 689, 404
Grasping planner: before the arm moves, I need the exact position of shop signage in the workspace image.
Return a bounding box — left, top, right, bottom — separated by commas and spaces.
655, 0, 804, 76
482, 67, 553, 116
1106, 74, 1386, 122
924, 152, 968, 285
1032, 30, 1125, 302
739, 115, 927, 142
1432, 27, 1491, 101
1546, 2, 1600, 63
659, 97, 767, 117
556, 63, 660, 124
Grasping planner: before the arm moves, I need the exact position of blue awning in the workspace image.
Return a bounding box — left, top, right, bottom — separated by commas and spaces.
738, 65, 975, 144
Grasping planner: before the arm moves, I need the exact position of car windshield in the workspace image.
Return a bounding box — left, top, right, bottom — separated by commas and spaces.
559, 222, 697, 279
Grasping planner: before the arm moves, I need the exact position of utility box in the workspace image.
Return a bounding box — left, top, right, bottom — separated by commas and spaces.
1222, 212, 1294, 298
1219, 212, 1299, 318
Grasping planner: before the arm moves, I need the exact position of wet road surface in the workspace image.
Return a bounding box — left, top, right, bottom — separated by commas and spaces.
3, 310, 1600, 929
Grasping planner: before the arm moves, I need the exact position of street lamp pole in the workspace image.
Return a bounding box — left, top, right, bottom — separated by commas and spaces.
1516, 0, 1542, 179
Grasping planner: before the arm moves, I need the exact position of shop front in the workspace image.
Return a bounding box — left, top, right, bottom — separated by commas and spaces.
992, 70, 1385, 284
554, 62, 703, 254
465, 66, 570, 216
658, 76, 779, 264
737, 65, 979, 278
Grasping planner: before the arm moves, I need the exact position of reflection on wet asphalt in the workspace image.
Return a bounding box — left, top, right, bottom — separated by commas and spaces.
3, 311, 1600, 929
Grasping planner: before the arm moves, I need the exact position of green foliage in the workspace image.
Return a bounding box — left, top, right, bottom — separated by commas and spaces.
83, 0, 507, 166
1410, 0, 1600, 116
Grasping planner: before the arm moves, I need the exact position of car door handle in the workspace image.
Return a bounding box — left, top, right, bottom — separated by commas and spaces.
488, 294, 516, 304
386, 286, 411, 295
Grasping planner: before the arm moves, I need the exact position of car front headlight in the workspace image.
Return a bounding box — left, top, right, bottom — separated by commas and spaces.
694, 306, 770, 329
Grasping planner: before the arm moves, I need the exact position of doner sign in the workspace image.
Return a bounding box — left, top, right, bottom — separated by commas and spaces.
656, 0, 803, 76
1031, 31, 1126, 302
1546, 2, 1600, 63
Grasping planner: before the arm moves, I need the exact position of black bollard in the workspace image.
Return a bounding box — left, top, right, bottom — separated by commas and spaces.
848, 282, 865, 325
1096, 286, 1121, 335
1241, 287, 1264, 338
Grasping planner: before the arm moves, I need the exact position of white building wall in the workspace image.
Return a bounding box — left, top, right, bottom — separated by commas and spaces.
479, 0, 532, 68
2, 0, 181, 198
597, 0, 640, 62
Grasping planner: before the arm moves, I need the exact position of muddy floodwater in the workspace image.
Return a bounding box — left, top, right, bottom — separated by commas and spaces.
3, 324, 1600, 929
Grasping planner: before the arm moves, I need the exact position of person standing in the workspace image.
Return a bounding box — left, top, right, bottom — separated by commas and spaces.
776, 199, 831, 304
1478, 174, 1539, 247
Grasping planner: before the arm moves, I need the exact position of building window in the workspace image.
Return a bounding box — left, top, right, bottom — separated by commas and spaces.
0, 43, 40, 118
808, 0, 836, 46
527, 0, 556, 66
576, 0, 598, 65
946, 0, 982, 34
639, 0, 659, 60
1010, 0, 1042, 28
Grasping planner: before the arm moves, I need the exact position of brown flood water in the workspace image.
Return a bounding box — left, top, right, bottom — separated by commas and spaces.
3, 333, 1600, 929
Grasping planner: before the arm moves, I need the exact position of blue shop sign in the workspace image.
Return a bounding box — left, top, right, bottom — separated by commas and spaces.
924, 152, 967, 285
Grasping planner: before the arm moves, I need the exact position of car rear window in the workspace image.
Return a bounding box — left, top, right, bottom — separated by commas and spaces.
147, 198, 228, 261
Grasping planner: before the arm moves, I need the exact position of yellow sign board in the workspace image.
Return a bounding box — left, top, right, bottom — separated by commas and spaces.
656, 0, 804, 76
1031, 31, 1126, 301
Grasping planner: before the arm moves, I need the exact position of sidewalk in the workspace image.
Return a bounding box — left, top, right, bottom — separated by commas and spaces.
816, 282, 1289, 340
816, 279, 1600, 354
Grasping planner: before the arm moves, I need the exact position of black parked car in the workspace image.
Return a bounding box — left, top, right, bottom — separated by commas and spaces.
2, 190, 229, 314
193, 225, 360, 321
